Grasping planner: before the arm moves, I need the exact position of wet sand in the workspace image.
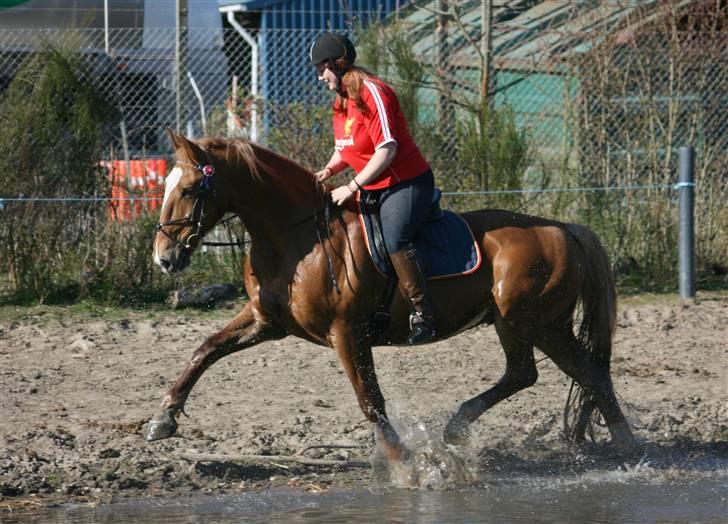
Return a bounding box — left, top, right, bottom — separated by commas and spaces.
1, 292, 726, 511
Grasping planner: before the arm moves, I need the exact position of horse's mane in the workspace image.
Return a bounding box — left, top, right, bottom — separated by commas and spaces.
197, 137, 322, 207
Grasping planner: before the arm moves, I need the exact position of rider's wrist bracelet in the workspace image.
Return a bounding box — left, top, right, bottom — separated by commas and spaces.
351, 178, 362, 190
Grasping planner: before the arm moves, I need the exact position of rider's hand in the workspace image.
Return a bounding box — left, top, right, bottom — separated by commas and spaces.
331, 184, 356, 206
315, 167, 334, 183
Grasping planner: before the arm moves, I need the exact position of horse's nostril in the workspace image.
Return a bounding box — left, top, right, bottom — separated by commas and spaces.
159, 257, 172, 271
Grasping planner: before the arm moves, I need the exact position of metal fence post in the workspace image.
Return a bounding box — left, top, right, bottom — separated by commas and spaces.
225, 9, 259, 142
678, 146, 695, 299
175, 0, 188, 133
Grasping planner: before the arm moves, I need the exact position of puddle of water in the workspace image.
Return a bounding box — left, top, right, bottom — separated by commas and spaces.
5, 418, 726, 523
6, 469, 726, 524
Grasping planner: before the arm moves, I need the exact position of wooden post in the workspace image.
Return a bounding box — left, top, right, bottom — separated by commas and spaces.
480, 0, 493, 105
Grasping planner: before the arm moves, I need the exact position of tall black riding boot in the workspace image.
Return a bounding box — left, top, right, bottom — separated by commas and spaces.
390, 246, 436, 345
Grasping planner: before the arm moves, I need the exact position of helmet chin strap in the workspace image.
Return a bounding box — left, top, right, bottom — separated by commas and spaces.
330, 62, 350, 97
331, 67, 349, 98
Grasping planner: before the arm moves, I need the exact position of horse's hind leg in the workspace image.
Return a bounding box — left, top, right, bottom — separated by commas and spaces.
536, 328, 638, 453
146, 301, 284, 441
444, 323, 537, 445
570, 394, 596, 443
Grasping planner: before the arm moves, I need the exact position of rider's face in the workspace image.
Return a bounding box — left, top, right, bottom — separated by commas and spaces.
317, 63, 338, 91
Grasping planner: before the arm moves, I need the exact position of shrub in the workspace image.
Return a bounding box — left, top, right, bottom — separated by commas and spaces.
0, 38, 117, 302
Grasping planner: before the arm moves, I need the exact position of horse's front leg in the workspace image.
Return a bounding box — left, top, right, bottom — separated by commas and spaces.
330, 320, 409, 463
146, 301, 283, 441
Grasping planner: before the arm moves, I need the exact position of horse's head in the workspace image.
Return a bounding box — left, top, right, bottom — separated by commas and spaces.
153, 130, 224, 274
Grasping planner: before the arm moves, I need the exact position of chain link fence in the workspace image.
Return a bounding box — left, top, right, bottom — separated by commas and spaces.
0, 6, 724, 170
1, 1, 726, 300
0, 26, 249, 156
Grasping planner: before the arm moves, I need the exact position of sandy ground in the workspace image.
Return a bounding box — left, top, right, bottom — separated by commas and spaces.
1, 292, 726, 512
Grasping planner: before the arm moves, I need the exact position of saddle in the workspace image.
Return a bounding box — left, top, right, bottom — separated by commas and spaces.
357, 188, 482, 280
357, 189, 482, 344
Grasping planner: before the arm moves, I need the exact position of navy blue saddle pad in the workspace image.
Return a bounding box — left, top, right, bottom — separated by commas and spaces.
357, 192, 482, 280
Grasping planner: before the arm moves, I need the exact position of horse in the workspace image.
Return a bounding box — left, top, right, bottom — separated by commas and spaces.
146, 131, 638, 463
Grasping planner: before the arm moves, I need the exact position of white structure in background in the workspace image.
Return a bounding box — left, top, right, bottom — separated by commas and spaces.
0, 0, 229, 154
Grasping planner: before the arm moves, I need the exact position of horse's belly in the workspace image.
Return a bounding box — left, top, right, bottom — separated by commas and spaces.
377, 275, 493, 344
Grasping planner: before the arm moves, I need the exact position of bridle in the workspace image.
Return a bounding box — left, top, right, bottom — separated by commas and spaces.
155, 156, 341, 294
155, 160, 218, 251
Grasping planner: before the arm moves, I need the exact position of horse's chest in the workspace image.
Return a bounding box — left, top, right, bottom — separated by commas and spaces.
258, 284, 292, 319
251, 250, 331, 340
258, 279, 326, 340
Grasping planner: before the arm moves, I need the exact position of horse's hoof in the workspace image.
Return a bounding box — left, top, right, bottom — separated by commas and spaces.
145, 409, 178, 441
393, 444, 412, 463
617, 437, 643, 457
610, 422, 642, 456
381, 441, 412, 464
374, 423, 411, 463
443, 417, 471, 446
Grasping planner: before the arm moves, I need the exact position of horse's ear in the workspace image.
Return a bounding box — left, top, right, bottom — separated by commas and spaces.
166, 128, 182, 150
167, 128, 198, 156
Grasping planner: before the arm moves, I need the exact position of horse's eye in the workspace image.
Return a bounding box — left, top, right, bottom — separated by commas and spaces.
181, 187, 196, 199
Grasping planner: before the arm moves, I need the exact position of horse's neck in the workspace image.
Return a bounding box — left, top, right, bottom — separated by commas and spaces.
226, 146, 322, 255
257, 147, 320, 206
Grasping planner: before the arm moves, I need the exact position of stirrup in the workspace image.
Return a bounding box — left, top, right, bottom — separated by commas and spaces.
408, 312, 435, 345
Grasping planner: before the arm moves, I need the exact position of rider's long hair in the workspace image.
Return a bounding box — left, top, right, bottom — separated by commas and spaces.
332, 59, 377, 116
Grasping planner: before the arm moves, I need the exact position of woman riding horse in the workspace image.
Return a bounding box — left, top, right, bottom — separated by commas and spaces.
146, 127, 638, 463
310, 32, 438, 345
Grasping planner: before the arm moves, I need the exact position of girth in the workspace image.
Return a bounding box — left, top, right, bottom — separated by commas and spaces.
360, 190, 398, 344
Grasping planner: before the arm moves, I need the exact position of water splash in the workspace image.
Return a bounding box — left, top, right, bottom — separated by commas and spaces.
371, 416, 477, 490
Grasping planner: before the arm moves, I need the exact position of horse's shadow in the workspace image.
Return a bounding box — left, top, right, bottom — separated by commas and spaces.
192, 459, 358, 482
194, 461, 290, 482
475, 439, 728, 479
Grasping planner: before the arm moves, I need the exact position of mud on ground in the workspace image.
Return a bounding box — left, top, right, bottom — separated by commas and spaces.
1, 293, 726, 511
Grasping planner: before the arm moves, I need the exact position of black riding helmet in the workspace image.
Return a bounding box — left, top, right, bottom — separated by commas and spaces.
309, 32, 356, 67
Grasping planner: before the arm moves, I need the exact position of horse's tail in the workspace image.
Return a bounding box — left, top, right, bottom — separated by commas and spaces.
563, 223, 617, 439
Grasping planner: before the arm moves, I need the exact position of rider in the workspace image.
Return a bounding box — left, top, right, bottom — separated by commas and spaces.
310, 31, 437, 345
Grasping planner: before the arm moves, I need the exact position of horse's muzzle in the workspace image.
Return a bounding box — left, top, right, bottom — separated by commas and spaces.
156, 247, 192, 274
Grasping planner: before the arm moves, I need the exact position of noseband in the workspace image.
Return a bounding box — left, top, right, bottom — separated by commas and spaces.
155, 161, 216, 251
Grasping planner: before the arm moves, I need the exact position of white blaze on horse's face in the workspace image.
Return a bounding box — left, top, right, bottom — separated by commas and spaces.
162, 167, 183, 210
153, 167, 183, 269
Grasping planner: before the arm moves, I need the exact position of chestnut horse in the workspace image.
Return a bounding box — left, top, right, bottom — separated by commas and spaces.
146, 132, 638, 461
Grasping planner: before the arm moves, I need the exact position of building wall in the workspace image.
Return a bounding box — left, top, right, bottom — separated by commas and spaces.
255, 1, 401, 104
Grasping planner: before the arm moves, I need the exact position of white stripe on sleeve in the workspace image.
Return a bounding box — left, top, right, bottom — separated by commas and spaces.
375, 138, 397, 150
363, 80, 393, 145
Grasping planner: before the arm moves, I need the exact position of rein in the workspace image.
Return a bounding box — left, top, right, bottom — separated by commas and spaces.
313, 184, 341, 295
199, 214, 250, 247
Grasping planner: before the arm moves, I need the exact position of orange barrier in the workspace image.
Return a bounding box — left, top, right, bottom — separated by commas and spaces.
103, 159, 167, 221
